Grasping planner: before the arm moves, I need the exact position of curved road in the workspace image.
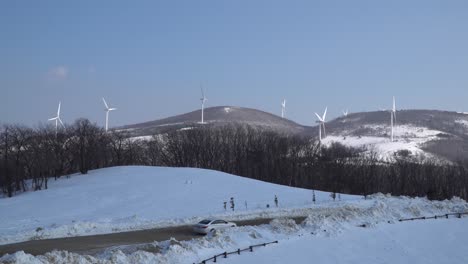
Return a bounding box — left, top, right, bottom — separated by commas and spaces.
0, 217, 306, 256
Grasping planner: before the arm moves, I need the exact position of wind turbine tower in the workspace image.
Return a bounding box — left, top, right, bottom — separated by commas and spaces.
391, 96, 397, 142
102, 98, 117, 132
281, 99, 286, 118
48, 101, 64, 135
315, 107, 328, 142
200, 86, 207, 124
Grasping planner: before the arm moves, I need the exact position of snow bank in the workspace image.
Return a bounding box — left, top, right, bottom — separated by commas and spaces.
0, 166, 354, 245
2, 194, 467, 264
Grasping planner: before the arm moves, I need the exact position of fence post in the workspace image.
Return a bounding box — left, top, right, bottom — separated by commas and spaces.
250, 246, 253, 252
224, 252, 227, 258
238, 249, 240, 255
214, 256, 216, 263
446, 214, 449, 219
458, 213, 462, 218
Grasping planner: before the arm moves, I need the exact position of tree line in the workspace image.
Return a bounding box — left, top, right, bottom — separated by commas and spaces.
1, 120, 467, 201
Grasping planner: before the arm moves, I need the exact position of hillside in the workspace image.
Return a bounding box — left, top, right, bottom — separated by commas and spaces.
323, 110, 468, 162
120, 107, 468, 162
120, 106, 307, 136
0, 166, 353, 245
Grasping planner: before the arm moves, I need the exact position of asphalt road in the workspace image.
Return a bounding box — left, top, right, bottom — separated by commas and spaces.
0, 217, 306, 256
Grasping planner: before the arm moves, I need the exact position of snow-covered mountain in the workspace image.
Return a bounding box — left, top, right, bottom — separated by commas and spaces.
120, 107, 468, 162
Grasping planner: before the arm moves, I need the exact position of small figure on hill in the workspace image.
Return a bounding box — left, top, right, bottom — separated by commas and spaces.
330, 192, 336, 201
312, 190, 316, 204
245, 201, 248, 210
223, 201, 227, 211
274, 195, 278, 208
230, 197, 235, 211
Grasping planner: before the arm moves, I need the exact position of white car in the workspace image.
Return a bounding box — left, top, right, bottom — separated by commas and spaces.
193, 219, 237, 234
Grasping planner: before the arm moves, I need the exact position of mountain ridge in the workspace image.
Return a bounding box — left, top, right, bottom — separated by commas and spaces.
120, 106, 468, 163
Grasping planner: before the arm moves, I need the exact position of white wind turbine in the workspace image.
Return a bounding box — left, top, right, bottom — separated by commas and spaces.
200, 85, 207, 124
390, 96, 397, 142
102, 98, 117, 132
48, 101, 64, 135
315, 107, 328, 142
281, 99, 286, 118
343, 109, 348, 117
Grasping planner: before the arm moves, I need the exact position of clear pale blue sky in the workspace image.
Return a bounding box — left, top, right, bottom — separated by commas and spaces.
1, 0, 468, 127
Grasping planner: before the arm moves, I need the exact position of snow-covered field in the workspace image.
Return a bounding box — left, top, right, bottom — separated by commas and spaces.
325, 125, 443, 160
2, 194, 467, 264
0, 166, 354, 245
224, 217, 468, 264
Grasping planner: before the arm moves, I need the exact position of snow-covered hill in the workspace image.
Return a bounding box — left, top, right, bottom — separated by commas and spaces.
2, 194, 467, 263
321, 124, 444, 161
120, 107, 468, 163
120, 106, 306, 136
1, 166, 467, 263
0, 166, 353, 245
324, 110, 468, 162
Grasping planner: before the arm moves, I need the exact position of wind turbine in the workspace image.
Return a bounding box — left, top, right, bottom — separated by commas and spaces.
102, 98, 117, 132
281, 99, 286, 118
343, 109, 348, 117
315, 107, 328, 142
48, 101, 64, 135
390, 96, 397, 142
200, 85, 207, 124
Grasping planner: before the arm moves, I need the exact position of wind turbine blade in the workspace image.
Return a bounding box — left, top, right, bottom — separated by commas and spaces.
322, 107, 328, 121
200, 84, 205, 98
109, 108, 117, 111
48, 117, 57, 121
393, 96, 396, 112
58, 118, 65, 128
315, 113, 323, 122
102, 98, 109, 109
57, 102, 61, 116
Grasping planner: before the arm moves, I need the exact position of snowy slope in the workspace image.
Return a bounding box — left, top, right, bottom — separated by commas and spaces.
2, 194, 467, 263
224, 217, 468, 264
323, 110, 468, 162
0, 166, 354, 245
322, 125, 443, 161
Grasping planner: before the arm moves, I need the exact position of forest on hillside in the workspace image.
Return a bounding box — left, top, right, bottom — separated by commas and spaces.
1, 119, 467, 200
